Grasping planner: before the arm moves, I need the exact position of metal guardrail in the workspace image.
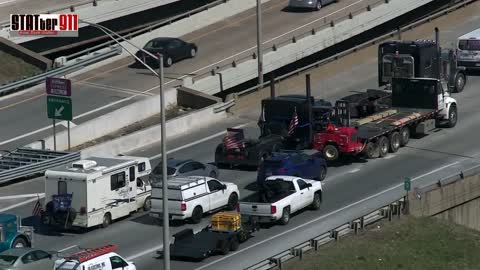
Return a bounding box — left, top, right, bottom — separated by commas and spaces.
60, 0, 232, 61
190, 0, 386, 83
235, 0, 474, 98
0, 148, 81, 184
0, 46, 122, 97
213, 99, 236, 113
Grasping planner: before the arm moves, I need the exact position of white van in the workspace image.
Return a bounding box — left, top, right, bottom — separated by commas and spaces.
457, 28, 480, 70
42, 156, 152, 229
54, 244, 135, 270
150, 176, 239, 224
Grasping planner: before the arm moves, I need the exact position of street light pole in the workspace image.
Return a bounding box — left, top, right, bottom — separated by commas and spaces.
78, 20, 170, 269
158, 54, 170, 270
256, 0, 264, 89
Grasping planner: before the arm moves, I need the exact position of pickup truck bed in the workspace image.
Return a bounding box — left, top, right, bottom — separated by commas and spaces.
241, 190, 294, 204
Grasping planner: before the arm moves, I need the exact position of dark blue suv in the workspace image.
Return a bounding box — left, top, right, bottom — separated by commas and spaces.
257, 150, 327, 185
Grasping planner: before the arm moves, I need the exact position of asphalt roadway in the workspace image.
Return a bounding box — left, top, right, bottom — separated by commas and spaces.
1, 3, 480, 269
0, 0, 371, 150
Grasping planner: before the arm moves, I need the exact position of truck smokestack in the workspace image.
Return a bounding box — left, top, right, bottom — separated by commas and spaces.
435, 27, 441, 80
306, 74, 313, 145
270, 73, 276, 98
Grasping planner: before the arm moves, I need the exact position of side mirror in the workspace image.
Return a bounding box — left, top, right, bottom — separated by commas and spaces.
307, 183, 313, 188
222, 184, 227, 190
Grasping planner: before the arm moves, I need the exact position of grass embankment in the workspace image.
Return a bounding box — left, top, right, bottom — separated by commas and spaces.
285, 216, 480, 270
0, 51, 42, 85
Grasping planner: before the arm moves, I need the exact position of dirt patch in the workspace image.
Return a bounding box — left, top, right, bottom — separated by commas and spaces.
283, 216, 480, 270
70, 105, 192, 151
0, 51, 43, 85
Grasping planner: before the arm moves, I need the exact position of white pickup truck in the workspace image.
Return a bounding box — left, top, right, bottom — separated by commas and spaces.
239, 176, 322, 225
150, 176, 240, 224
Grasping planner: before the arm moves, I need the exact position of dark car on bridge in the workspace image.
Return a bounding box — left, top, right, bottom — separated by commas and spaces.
135, 37, 198, 67
257, 150, 327, 186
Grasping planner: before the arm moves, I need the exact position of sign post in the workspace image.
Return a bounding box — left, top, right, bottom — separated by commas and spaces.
46, 77, 72, 150
404, 177, 411, 214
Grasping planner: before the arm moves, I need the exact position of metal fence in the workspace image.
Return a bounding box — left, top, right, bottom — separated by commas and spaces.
0, 148, 80, 184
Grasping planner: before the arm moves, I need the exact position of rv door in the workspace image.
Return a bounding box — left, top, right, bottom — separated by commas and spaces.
128, 166, 136, 200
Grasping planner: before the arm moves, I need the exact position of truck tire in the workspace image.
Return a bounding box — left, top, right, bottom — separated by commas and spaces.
365, 142, 377, 159
191, 206, 203, 224
218, 239, 230, 255
279, 207, 290, 225
226, 193, 238, 210
143, 197, 151, 212
102, 213, 112, 228
446, 105, 458, 128
453, 72, 466, 93
378, 136, 389, 157
389, 132, 401, 153
399, 127, 410, 146
315, 0, 322, 10
271, 143, 282, 153
310, 193, 321, 210
12, 237, 28, 248
323, 145, 339, 161
230, 238, 240, 251
315, 166, 327, 181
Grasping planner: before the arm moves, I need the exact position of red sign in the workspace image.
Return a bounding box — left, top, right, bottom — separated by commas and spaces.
10, 14, 79, 37
46, 77, 71, 96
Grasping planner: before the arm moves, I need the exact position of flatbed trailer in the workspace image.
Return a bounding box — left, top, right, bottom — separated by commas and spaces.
166, 212, 257, 261
314, 77, 458, 161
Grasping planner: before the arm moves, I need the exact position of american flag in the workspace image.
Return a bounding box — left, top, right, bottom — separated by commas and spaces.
288, 107, 299, 136
224, 128, 245, 150
32, 196, 43, 217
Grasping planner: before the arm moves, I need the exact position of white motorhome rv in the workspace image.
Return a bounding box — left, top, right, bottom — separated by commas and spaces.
457, 28, 480, 70
42, 156, 152, 229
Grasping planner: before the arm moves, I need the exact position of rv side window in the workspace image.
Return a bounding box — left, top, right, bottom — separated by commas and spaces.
138, 162, 146, 172
111, 172, 126, 190
58, 181, 67, 195
129, 166, 135, 182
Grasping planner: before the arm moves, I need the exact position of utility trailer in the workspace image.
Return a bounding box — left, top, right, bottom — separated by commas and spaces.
166, 212, 258, 261
314, 77, 458, 161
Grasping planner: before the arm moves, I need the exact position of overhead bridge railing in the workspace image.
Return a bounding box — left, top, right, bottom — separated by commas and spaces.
190, 0, 470, 84
0, 46, 122, 97
0, 148, 80, 184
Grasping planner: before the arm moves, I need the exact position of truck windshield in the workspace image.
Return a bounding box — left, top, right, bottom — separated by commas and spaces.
458, 39, 480, 51
0, 255, 17, 266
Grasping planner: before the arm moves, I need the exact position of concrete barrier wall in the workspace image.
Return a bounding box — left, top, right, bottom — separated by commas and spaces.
26, 88, 177, 151
0, 37, 52, 71
80, 104, 227, 157
184, 0, 435, 95
64, 0, 274, 79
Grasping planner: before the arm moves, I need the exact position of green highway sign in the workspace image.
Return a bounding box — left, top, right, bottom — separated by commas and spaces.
404, 177, 411, 191
47, 96, 72, 121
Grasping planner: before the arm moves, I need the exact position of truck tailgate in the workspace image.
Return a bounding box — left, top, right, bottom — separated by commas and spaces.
239, 202, 272, 216
151, 188, 183, 215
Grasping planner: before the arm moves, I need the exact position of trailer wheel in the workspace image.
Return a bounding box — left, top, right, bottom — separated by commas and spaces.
378, 136, 389, 157
230, 238, 240, 251
454, 72, 466, 93
279, 207, 290, 225
102, 213, 112, 228
238, 230, 248, 243
191, 206, 203, 224
271, 143, 282, 153
446, 105, 458, 128
12, 237, 28, 248
389, 132, 401, 153
399, 127, 410, 146
365, 142, 377, 159
218, 240, 230, 255
322, 145, 339, 161
143, 197, 151, 212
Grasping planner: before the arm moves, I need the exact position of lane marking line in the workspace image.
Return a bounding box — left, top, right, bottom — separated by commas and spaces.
58, 245, 78, 252
193, 161, 461, 270
78, 81, 155, 96
0, 195, 44, 212
0, 193, 45, 200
